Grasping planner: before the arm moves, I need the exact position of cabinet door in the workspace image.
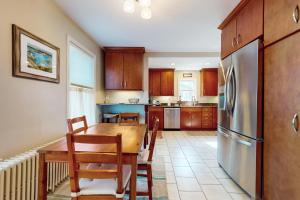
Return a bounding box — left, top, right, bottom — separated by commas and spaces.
191, 108, 202, 129
160, 70, 174, 96
180, 108, 192, 129
149, 108, 164, 130
149, 70, 161, 96
105, 52, 123, 89
221, 18, 237, 58
201, 69, 218, 96
265, 0, 300, 46
236, 0, 263, 48
123, 53, 143, 90
264, 32, 300, 200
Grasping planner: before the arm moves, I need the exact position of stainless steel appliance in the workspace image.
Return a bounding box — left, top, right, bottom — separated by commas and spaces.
164, 107, 180, 129
217, 39, 263, 199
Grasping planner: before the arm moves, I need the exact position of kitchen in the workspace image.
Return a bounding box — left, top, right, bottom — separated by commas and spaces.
1, 0, 300, 200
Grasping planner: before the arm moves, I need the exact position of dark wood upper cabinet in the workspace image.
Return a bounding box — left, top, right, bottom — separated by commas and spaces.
219, 0, 263, 58
236, 0, 263, 48
104, 47, 145, 90
160, 69, 174, 96
123, 53, 143, 90
264, 0, 300, 46
149, 69, 174, 96
221, 18, 237, 58
200, 68, 218, 96
105, 52, 124, 90
264, 28, 300, 200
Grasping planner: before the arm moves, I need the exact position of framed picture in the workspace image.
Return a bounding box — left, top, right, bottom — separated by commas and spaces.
12, 24, 60, 83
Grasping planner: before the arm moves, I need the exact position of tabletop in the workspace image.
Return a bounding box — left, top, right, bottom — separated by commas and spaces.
38, 123, 147, 155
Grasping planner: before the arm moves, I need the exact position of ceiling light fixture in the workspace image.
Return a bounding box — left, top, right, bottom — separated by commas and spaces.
123, 0, 135, 13
123, 0, 152, 19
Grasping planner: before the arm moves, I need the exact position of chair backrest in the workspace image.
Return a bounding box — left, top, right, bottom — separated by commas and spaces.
67, 116, 88, 133
148, 117, 160, 162
119, 113, 139, 126
66, 133, 123, 194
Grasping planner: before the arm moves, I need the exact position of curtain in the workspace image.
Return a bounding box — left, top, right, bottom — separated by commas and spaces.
68, 86, 96, 126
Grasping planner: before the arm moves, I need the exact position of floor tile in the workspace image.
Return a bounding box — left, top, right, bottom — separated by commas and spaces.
195, 173, 220, 185
166, 171, 176, 184
167, 183, 180, 200
204, 159, 219, 168
190, 164, 211, 174
210, 167, 229, 179
230, 193, 251, 200
176, 177, 201, 191
202, 185, 232, 200
219, 178, 244, 193
174, 166, 195, 177
179, 191, 207, 200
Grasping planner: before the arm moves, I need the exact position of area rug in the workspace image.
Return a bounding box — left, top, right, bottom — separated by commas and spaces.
48, 161, 168, 200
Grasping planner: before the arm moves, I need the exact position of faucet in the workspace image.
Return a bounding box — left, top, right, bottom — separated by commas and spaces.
192, 96, 197, 106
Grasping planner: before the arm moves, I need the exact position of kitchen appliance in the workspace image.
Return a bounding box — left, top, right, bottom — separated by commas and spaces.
152, 99, 160, 106
217, 39, 263, 199
164, 107, 180, 129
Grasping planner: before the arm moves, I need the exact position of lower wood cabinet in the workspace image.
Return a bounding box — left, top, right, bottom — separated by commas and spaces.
148, 107, 164, 130
180, 107, 217, 130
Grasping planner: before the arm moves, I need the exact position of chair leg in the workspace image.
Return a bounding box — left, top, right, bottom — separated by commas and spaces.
147, 164, 153, 200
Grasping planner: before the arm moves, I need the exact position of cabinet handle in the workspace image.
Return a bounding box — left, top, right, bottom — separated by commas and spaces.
237, 34, 241, 46
293, 5, 299, 23
292, 113, 299, 133
231, 37, 237, 48
124, 81, 127, 88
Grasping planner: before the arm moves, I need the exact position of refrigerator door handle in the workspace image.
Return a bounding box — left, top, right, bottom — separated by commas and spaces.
226, 65, 234, 114
219, 129, 231, 138
237, 139, 252, 147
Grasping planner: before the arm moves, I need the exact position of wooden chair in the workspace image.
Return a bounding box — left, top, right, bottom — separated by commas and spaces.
136, 117, 160, 200
67, 116, 88, 133
119, 113, 140, 126
66, 133, 131, 200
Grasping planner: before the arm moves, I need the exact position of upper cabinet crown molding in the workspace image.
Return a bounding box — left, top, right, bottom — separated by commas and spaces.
103, 47, 145, 53
104, 47, 145, 90
219, 0, 263, 59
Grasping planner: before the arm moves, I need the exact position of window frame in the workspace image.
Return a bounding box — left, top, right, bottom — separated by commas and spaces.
66, 36, 96, 118
178, 78, 197, 101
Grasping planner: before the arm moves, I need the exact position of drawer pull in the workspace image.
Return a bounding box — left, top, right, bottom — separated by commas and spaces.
231, 37, 237, 48
293, 5, 299, 23
292, 113, 299, 133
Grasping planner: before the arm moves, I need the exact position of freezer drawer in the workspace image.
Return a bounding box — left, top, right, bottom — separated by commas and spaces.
217, 127, 231, 171
228, 133, 262, 198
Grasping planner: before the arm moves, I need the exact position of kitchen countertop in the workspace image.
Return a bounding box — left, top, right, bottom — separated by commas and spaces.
97, 103, 218, 108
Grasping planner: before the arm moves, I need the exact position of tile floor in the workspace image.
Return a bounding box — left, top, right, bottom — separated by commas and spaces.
153, 131, 251, 200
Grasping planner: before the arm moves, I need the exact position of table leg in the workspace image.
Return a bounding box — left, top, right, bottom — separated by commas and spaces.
144, 130, 148, 149
38, 153, 47, 200
130, 155, 137, 200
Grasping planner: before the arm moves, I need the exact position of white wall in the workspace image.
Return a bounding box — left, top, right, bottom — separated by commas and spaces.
0, 0, 105, 159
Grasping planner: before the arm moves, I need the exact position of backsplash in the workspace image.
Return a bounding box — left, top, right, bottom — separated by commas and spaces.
103, 91, 149, 104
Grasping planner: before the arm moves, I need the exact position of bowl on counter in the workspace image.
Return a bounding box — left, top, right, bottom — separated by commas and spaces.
128, 98, 140, 104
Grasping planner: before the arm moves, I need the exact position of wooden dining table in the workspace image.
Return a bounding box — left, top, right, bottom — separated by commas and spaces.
37, 123, 147, 200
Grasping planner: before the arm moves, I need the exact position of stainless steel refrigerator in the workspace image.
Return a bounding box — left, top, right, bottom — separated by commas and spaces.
217, 39, 263, 199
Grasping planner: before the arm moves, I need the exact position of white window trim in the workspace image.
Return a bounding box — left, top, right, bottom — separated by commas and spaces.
66, 35, 96, 118
178, 77, 197, 101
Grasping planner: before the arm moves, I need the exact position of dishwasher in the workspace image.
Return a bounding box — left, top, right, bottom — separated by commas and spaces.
164, 107, 180, 129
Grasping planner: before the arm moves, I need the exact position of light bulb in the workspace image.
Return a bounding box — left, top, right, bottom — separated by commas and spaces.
123, 0, 135, 13
141, 7, 152, 19
139, 0, 151, 7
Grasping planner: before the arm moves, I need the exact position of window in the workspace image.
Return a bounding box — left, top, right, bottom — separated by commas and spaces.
68, 37, 96, 126
179, 79, 196, 101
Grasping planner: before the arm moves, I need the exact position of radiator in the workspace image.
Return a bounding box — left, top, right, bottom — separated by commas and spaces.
0, 143, 69, 200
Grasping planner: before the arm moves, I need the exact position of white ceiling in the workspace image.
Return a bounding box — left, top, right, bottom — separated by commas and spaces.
148, 56, 220, 70
54, 0, 239, 52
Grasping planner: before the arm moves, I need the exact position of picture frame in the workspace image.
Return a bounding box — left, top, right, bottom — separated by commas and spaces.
12, 24, 60, 83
